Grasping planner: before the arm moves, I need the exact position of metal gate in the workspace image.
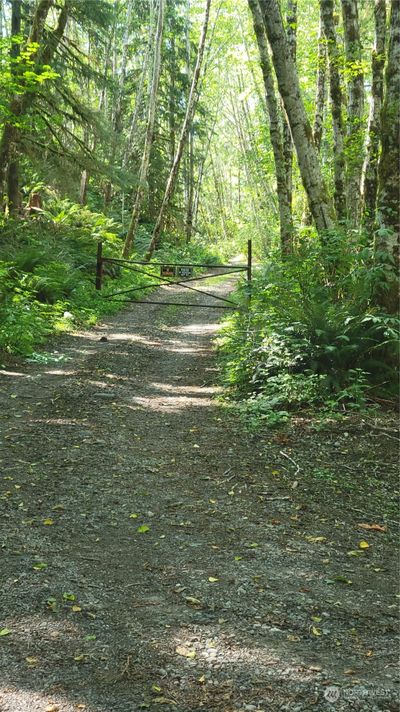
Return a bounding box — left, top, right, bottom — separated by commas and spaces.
95, 240, 252, 311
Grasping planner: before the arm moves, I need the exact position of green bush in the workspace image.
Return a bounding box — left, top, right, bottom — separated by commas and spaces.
219, 238, 399, 422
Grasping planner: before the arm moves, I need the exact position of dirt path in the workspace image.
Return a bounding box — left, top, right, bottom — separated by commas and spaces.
0, 277, 398, 712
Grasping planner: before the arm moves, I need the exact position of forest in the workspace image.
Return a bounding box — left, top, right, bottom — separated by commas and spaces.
0, 0, 398, 413
0, 1, 399, 711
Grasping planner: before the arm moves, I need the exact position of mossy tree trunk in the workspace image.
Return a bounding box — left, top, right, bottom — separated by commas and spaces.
320, 0, 346, 222
361, 0, 387, 231
258, 0, 334, 237
341, 0, 365, 227
375, 0, 400, 313
248, 0, 294, 256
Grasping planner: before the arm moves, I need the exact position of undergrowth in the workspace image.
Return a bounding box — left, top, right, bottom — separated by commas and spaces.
219, 235, 399, 427
0, 201, 219, 357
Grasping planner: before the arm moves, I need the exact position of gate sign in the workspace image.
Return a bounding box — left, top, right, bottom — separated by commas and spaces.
160, 264, 176, 277
177, 266, 193, 279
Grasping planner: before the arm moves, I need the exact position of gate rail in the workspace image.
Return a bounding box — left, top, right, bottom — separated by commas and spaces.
95, 240, 252, 310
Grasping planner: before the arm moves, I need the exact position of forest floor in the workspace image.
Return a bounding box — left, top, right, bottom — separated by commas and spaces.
0, 276, 399, 712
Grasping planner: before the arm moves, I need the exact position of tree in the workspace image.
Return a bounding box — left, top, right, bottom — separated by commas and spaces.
341, 0, 365, 226
0, 0, 57, 205
375, 0, 399, 313
257, 0, 334, 237
320, 0, 346, 222
145, 0, 211, 260
248, 0, 293, 255
122, 0, 165, 257
361, 0, 387, 230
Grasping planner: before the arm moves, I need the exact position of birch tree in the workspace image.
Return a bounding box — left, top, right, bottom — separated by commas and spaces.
122, 0, 165, 257
145, 0, 212, 260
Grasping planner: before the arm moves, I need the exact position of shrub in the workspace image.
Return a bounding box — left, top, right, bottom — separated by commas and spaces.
219, 238, 399, 422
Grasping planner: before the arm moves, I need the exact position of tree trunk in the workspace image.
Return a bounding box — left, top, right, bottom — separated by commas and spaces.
192, 112, 218, 233
361, 0, 386, 231
341, 0, 365, 227
248, 0, 293, 255
123, 4, 154, 171
313, 15, 327, 154
303, 13, 327, 226
6, 0, 22, 215
320, 0, 346, 222
375, 0, 399, 313
185, 128, 195, 243
104, 0, 134, 209
168, 33, 177, 167
122, 0, 165, 257
79, 169, 88, 206
145, 0, 211, 260
258, 0, 334, 236
282, 0, 297, 215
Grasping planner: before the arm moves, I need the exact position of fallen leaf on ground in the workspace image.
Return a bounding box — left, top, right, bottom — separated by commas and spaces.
306, 536, 327, 543
358, 523, 386, 532
43, 518, 55, 526
359, 540, 370, 549
137, 524, 150, 533
176, 645, 196, 659
208, 577, 218, 582
25, 657, 38, 665
185, 596, 202, 606
0, 628, 12, 636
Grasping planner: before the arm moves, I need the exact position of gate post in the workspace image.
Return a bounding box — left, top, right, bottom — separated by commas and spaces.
246, 239, 252, 306
96, 241, 103, 290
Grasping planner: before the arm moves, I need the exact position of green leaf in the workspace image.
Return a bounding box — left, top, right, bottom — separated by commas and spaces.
33, 562, 48, 570
137, 524, 150, 533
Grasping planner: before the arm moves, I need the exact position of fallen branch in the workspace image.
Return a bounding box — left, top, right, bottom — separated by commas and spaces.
279, 450, 301, 477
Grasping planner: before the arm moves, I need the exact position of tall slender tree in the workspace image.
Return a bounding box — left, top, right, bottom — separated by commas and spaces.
122, 0, 165, 257
361, 0, 387, 230
375, 0, 399, 312
281, 0, 297, 216
146, 0, 211, 260
257, 0, 334, 236
248, 0, 293, 255
320, 0, 346, 222
341, 0, 365, 226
